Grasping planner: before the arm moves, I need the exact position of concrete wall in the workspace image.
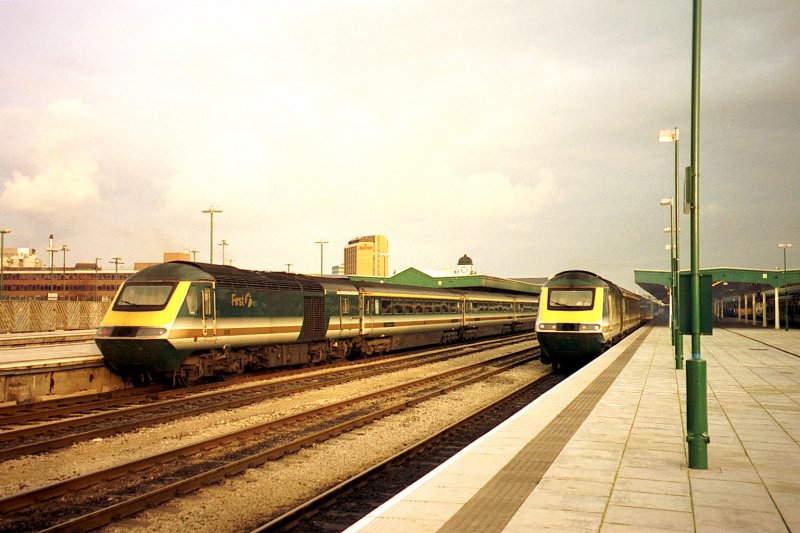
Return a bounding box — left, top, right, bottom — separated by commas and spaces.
0, 301, 110, 334
0, 366, 126, 405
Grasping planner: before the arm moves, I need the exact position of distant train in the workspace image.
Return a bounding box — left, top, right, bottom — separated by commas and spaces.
535, 270, 655, 371
95, 262, 538, 385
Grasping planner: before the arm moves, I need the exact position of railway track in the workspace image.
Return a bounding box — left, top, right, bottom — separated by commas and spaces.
0, 334, 535, 461
0, 345, 539, 532
260, 370, 565, 532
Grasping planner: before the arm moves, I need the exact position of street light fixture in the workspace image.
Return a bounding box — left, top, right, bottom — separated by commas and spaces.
779, 243, 792, 331
220, 240, 229, 266
110, 256, 123, 292
94, 257, 102, 302
315, 239, 328, 276
0, 228, 11, 301
202, 207, 222, 264
659, 127, 683, 371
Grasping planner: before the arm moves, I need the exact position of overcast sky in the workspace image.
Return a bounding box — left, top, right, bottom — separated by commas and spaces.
1, 1, 798, 291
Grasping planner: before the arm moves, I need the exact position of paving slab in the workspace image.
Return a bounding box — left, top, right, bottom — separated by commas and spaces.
348, 324, 800, 532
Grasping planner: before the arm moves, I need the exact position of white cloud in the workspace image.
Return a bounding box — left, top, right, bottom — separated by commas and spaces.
1, 161, 100, 212
0, 99, 102, 212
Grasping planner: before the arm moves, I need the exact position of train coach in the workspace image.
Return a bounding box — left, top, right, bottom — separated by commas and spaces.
95, 262, 538, 385
535, 270, 652, 371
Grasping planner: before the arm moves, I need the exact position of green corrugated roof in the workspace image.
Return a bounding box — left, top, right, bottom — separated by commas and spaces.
349, 267, 540, 295
635, 267, 800, 302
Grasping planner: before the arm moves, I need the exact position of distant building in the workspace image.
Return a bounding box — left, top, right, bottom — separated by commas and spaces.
344, 235, 389, 277
1, 252, 191, 301
1, 248, 42, 269
2, 266, 134, 301
331, 264, 346, 276
454, 254, 477, 276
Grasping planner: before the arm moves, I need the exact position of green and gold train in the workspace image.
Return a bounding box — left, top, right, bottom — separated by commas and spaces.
535, 270, 655, 371
95, 262, 538, 385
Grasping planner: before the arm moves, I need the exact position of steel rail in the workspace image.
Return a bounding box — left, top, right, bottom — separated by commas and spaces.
0, 332, 535, 427
258, 370, 558, 532
0, 337, 537, 461
0, 347, 539, 529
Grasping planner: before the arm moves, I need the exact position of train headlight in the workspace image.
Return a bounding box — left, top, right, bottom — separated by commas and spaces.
135, 327, 168, 337
538, 323, 557, 331
580, 324, 602, 331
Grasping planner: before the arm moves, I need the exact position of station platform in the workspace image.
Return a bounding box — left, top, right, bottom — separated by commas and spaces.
0, 328, 96, 348
0, 335, 123, 405
349, 323, 800, 532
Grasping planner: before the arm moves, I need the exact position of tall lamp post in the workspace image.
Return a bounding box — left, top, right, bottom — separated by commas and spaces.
220, 240, 229, 266
61, 244, 69, 295
0, 229, 10, 301
659, 127, 683, 369
660, 199, 676, 345
110, 256, 123, 292
685, 0, 708, 470
202, 207, 222, 264
779, 243, 792, 331
47, 235, 57, 293
315, 239, 328, 276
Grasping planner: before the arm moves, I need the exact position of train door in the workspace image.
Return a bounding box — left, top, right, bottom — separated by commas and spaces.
185, 282, 216, 341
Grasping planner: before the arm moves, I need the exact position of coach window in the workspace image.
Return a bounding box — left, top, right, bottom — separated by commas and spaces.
381, 299, 393, 314
404, 301, 414, 314
393, 301, 404, 314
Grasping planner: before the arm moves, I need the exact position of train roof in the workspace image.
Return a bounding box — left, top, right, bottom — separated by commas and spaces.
128, 262, 325, 293
544, 270, 611, 288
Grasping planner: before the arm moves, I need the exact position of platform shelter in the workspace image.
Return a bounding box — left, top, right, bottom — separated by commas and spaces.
635, 267, 800, 329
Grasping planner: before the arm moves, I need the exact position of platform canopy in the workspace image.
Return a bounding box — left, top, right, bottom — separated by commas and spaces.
635, 267, 800, 303
349, 267, 542, 295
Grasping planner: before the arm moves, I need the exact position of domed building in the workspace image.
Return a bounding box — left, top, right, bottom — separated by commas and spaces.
455, 254, 477, 275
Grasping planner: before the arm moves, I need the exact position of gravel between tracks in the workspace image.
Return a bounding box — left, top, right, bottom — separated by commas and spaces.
0, 342, 545, 531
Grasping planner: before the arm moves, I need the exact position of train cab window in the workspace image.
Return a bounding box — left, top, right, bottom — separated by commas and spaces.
548, 288, 595, 311
114, 282, 177, 312
185, 286, 199, 316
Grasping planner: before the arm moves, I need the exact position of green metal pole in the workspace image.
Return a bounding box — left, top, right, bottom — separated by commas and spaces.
673, 130, 683, 369
687, 0, 709, 470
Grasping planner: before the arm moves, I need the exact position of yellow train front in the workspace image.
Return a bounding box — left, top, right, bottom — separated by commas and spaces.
535, 270, 643, 370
